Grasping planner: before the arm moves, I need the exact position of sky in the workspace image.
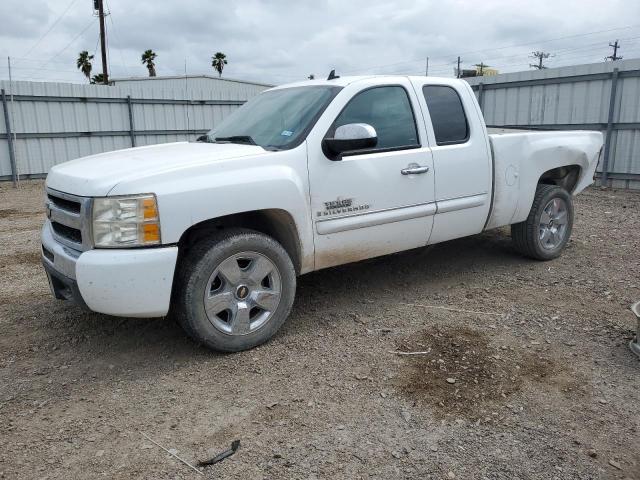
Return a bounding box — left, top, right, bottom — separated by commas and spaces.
1, 0, 640, 85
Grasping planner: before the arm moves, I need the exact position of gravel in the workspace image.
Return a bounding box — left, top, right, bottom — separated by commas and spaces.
0, 180, 639, 479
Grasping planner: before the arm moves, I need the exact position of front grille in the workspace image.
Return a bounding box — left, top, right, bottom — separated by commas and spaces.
46, 188, 93, 251
51, 221, 82, 244
47, 194, 81, 214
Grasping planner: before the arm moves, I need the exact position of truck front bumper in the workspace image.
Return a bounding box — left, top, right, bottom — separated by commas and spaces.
42, 222, 179, 318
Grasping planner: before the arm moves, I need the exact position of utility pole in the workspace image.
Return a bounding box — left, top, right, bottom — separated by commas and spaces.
456, 56, 461, 78
530, 51, 551, 69
425, 57, 429, 76
606, 40, 622, 61
96, 0, 108, 84
474, 62, 488, 76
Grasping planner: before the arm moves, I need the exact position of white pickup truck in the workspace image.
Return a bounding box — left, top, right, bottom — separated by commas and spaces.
42, 75, 602, 351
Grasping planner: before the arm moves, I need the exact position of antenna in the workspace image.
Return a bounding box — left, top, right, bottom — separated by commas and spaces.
327, 69, 340, 80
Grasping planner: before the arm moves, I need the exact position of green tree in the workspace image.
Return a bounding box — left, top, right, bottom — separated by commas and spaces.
90, 73, 105, 84
141, 49, 157, 77
76, 51, 94, 82
211, 52, 228, 77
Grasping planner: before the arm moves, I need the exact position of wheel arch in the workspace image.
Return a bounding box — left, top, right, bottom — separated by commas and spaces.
537, 164, 582, 193
177, 209, 303, 275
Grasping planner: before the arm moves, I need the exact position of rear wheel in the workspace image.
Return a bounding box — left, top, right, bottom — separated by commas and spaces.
174, 229, 296, 352
511, 184, 574, 260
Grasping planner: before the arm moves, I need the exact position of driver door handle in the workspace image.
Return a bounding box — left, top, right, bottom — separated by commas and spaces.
401, 164, 430, 175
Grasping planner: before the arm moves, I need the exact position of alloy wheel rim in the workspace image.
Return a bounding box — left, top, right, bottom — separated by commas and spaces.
203, 251, 282, 335
539, 198, 569, 250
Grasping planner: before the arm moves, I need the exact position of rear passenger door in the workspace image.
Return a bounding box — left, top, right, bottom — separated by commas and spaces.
412, 80, 492, 244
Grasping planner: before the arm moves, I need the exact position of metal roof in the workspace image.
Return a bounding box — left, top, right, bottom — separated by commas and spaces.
109, 75, 273, 87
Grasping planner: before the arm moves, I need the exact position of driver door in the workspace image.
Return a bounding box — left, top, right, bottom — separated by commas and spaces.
307, 80, 436, 270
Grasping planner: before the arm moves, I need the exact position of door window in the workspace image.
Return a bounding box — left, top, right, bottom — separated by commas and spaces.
332, 86, 419, 151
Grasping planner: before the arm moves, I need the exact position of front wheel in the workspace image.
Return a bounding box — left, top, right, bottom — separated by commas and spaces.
174, 229, 296, 352
511, 184, 574, 261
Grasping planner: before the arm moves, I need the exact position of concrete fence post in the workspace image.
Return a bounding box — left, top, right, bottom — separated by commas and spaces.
601, 68, 619, 187
1, 89, 18, 187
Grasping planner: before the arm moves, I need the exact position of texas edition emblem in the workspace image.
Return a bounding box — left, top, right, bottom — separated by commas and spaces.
317, 197, 370, 217
324, 198, 352, 209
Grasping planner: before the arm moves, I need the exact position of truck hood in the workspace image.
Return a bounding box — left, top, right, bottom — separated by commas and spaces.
45, 142, 265, 196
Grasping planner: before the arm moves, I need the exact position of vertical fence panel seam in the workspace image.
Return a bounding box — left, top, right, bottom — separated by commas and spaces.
601, 68, 619, 186
127, 95, 136, 147
1, 89, 18, 186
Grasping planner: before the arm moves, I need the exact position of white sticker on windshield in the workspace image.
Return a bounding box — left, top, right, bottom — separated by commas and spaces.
281, 130, 293, 137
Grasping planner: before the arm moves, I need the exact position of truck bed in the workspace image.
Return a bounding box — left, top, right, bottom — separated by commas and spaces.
484, 129, 602, 230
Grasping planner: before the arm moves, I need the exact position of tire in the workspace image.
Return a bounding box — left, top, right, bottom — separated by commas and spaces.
511, 184, 574, 261
173, 228, 296, 352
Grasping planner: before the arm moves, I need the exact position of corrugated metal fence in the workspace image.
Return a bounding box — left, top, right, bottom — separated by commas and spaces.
0, 79, 269, 182
465, 59, 640, 190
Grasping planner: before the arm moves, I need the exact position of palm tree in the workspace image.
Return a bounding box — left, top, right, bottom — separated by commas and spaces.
90, 73, 105, 84
211, 52, 228, 77
76, 51, 94, 82
141, 50, 157, 77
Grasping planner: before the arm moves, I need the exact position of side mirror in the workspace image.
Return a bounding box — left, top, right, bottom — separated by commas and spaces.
323, 123, 377, 159
196, 134, 209, 142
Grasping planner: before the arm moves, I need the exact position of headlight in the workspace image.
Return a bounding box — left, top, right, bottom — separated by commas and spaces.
92, 194, 161, 247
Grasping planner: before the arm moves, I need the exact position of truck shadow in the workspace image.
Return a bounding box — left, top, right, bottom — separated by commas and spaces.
3, 228, 529, 395
289, 228, 526, 327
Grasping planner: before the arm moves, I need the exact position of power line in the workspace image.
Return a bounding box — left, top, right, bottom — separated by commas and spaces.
15, 17, 97, 82
43, 17, 97, 67
104, 0, 130, 76
22, 0, 81, 58
358, 37, 640, 77
343, 24, 640, 74
373, 43, 640, 78
438, 34, 640, 70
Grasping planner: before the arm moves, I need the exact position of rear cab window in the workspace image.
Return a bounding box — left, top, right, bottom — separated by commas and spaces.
422, 85, 469, 145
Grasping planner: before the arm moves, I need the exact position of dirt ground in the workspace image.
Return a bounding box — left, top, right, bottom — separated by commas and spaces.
0, 180, 638, 480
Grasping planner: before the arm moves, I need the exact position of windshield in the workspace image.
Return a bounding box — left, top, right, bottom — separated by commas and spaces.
204, 86, 341, 150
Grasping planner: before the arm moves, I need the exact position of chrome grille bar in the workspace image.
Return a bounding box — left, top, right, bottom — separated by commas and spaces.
45, 188, 93, 252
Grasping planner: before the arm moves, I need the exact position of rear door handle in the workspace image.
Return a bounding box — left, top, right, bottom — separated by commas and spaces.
401, 164, 430, 175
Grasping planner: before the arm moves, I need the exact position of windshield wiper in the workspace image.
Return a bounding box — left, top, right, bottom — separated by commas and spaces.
214, 135, 257, 146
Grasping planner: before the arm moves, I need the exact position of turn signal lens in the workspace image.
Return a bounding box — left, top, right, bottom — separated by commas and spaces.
142, 223, 160, 243
142, 197, 158, 220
